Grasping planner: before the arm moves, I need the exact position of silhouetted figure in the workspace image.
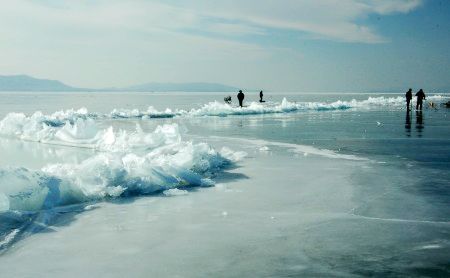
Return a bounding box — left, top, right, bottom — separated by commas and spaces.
224, 95, 232, 104
405, 110, 411, 137
416, 110, 424, 136
405, 88, 412, 110
259, 90, 265, 102
445, 101, 450, 108
237, 90, 245, 107
415, 89, 426, 110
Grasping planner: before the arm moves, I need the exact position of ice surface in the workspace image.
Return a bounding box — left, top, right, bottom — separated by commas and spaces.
209, 135, 367, 161
0, 92, 449, 276
1, 139, 447, 277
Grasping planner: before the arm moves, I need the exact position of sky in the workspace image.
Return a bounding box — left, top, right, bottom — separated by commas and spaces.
0, 0, 449, 92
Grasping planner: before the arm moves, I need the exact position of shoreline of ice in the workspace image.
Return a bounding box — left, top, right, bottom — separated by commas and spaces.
0, 95, 446, 127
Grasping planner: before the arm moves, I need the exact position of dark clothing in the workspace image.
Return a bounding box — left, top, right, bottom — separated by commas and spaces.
415, 90, 426, 101
415, 90, 426, 110
416, 100, 423, 110
405, 90, 412, 100
259, 91, 263, 102
237, 92, 245, 107
405, 90, 412, 110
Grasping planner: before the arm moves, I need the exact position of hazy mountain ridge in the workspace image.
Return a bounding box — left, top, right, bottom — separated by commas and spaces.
0, 75, 239, 92
0, 75, 85, 91
122, 82, 238, 92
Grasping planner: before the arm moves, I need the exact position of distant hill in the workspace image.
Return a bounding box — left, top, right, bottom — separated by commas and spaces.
0, 75, 86, 91
121, 82, 239, 92
0, 75, 239, 92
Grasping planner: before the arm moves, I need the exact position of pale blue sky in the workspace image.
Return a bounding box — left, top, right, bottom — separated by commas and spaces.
0, 0, 449, 91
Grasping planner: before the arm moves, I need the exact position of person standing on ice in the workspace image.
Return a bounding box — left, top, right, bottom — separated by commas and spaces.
415, 89, 426, 110
237, 90, 245, 107
405, 88, 412, 111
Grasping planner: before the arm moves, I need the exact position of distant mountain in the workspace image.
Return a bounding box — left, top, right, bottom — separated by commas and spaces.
0, 75, 239, 92
121, 82, 239, 92
367, 87, 450, 94
0, 75, 86, 91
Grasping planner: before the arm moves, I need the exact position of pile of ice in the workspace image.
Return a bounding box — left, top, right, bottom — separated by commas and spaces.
105, 95, 447, 118
0, 141, 244, 251
110, 107, 178, 119
1, 96, 446, 126
0, 113, 183, 152
0, 121, 248, 211
109, 98, 353, 118
0, 141, 240, 213
0, 118, 248, 250
0, 115, 248, 213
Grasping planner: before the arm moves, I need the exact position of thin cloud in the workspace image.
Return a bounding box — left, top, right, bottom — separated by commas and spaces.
1, 0, 423, 43
176, 0, 423, 43
0, 0, 427, 90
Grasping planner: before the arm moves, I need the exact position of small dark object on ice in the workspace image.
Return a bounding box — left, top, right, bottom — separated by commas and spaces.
224, 96, 232, 104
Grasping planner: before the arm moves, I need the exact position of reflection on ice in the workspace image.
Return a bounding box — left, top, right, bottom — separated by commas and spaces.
416, 110, 424, 136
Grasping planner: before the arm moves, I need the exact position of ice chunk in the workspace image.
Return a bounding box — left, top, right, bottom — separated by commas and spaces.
0, 134, 241, 212
0, 193, 9, 212
0, 113, 184, 152
220, 147, 247, 162
163, 188, 188, 196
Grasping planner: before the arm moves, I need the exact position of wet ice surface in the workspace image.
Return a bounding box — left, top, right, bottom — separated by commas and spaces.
0, 92, 449, 277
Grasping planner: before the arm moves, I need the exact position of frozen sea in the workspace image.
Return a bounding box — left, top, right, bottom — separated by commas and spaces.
0, 91, 449, 277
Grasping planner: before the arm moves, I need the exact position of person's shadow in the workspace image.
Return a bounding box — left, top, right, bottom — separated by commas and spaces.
405, 111, 411, 137
415, 110, 424, 137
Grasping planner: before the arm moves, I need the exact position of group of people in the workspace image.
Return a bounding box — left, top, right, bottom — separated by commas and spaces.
228, 88, 437, 110
224, 90, 265, 107
405, 88, 426, 111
